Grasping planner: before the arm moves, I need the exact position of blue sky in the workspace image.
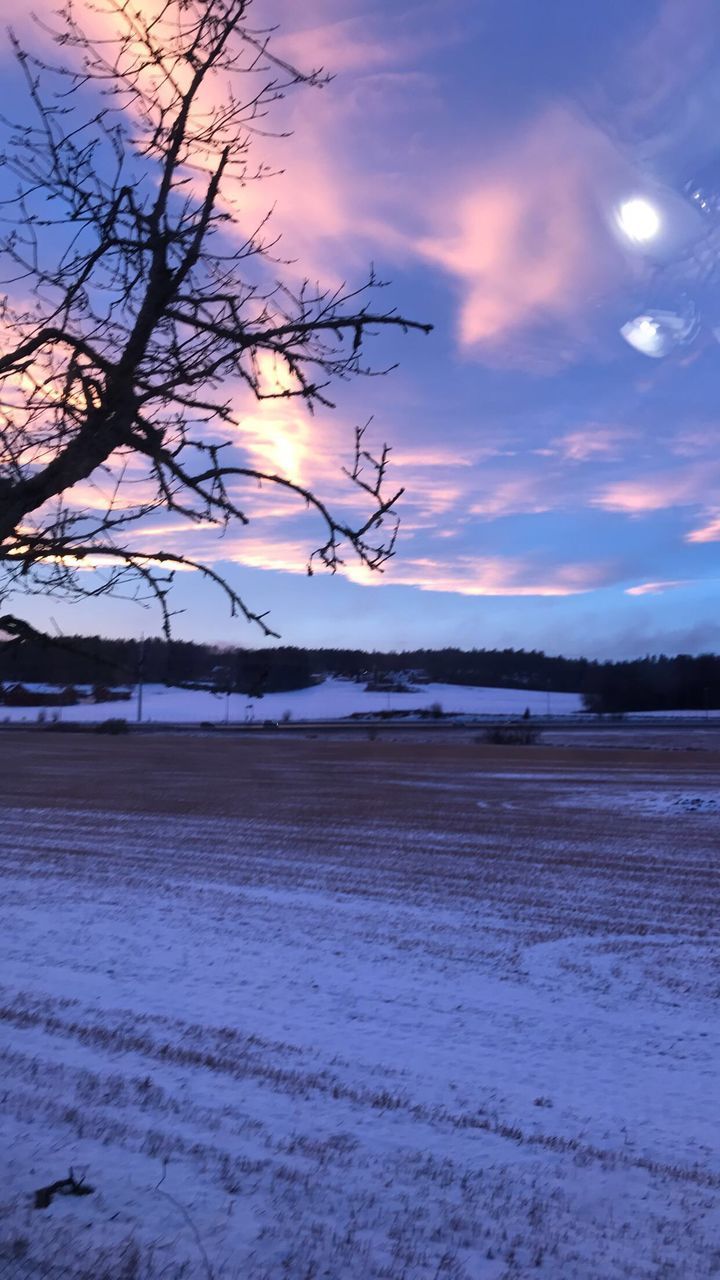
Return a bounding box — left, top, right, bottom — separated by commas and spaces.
4, 0, 720, 656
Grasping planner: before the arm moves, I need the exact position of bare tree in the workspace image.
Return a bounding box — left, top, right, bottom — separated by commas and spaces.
0, 0, 431, 639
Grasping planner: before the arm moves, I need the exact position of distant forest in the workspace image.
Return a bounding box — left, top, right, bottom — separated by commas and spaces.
1, 633, 719, 713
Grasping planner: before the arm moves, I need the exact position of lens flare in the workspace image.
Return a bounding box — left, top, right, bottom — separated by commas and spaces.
617, 198, 661, 244
620, 309, 696, 358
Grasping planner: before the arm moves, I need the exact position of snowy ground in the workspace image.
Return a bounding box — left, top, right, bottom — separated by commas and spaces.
1, 735, 719, 1278
0, 678, 582, 724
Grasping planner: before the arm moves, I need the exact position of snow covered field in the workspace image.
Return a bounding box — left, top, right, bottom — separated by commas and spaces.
1, 735, 719, 1278
0, 677, 583, 724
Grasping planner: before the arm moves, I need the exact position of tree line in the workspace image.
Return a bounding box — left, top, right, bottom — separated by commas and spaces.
1, 635, 718, 710
0, 635, 313, 697
581, 653, 720, 713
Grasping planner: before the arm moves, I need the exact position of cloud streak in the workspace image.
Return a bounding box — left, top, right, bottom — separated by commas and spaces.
686, 513, 720, 543
344, 552, 609, 597
592, 465, 720, 514
625, 580, 689, 596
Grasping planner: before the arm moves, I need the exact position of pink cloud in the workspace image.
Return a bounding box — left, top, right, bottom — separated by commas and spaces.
670, 426, 720, 458
124, 519, 218, 540
115, 497, 608, 599
415, 107, 630, 359
391, 447, 476, 468
272, 14, 414, 76
469, 474, 555, 518
345, 553, 608, 597
625, 580, 689, 596
394, 451, 590, 530
550, 426, 635, 462
16, 549, 194, 572
222, 535, 312, 575
0, 4, 639, 374
686, 514, 720, 543
245, 23, 643, 374
233, 355, 319, 489
593, 465, 719, 513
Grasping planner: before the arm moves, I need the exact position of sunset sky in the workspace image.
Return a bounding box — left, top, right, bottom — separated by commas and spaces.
4, 0, 720, 656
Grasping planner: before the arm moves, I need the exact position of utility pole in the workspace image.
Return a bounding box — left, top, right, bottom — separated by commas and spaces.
136, 636, 145, 724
